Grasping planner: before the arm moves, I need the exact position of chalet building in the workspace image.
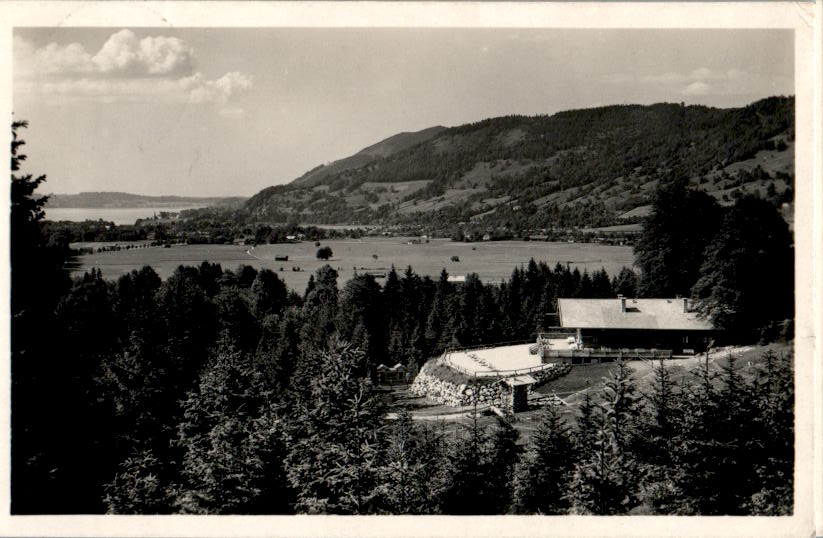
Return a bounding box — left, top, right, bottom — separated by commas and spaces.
557, 297, 715, 354
377, 363, 408, 384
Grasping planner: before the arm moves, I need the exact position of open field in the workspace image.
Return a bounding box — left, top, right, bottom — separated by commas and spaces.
73, 237, 636, 292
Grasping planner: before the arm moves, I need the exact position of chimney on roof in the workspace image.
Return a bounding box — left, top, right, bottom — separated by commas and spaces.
683, 297, 689, 313
621, 297, 626, 312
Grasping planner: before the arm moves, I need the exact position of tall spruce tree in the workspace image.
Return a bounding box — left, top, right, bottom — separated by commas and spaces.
568, 361, 640, 514
634, 179, 722, 297
11, 121, 75, 513
285, 341, 385, 514
513, 403, 575, 514
484, 416, 522, 513
172, 341, 292, 514
379, 410, 442, 514
691, 195, 793, 339
747, 351, 794, 514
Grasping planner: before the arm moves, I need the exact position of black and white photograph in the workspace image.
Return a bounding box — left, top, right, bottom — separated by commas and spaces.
1, 2, 819, 537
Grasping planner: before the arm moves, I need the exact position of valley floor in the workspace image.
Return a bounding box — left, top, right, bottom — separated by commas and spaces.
72, 238, 635, 291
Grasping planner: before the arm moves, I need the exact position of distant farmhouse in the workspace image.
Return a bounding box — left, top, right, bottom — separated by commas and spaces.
556, 297, 714, 356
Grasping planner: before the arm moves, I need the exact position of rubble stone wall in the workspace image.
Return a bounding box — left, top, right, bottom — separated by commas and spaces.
410, 360, 572, 409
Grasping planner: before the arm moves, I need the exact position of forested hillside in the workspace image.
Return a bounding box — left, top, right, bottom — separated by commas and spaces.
244, 96, 794, 233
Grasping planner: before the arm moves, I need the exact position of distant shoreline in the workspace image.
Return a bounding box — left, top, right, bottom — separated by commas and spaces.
44, 206, 208, 226
44, 191, 245, 209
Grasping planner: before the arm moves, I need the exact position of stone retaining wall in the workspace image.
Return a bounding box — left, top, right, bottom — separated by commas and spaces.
410, 361, 572, 410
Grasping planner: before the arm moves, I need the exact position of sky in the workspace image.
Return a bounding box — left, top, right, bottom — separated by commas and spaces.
12, 28, 794, 197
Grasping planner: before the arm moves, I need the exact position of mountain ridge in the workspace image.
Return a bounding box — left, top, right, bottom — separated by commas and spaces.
245, 96, 795, 234
290, 125, 447, 188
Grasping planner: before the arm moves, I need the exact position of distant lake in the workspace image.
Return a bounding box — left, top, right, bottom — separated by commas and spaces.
45, 206, 207, 225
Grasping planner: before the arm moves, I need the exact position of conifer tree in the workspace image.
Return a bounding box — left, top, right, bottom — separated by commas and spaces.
424, 269, 452, 353
635, 359, 685, 513
438, 406, 488, 514
747, 351, 793, 514
104, 450, 172, 514
568, 362, 640, 514
691, 196, 793, 339
339, 274, 386, 374
300, 265, 339, 350
379, 410, 441, 514
513, 404, 574, 514
250, 268, 287, 319
484, 416, 522, 513
574, 390, 600, 458
285, 341, 385, 514
666, 355, 721, 514
172, 341, 291, 514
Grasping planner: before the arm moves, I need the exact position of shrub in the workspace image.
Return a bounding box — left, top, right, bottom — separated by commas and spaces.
316, 246, 333, 260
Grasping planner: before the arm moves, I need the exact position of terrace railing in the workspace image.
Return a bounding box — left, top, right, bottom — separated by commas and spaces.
540, 348, 673, 360
538, 329, 577, 340
439, 351, 561, 379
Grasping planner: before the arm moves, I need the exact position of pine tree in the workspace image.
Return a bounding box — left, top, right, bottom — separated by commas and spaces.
691, 195, 793, 339
567, 412, 633, 515
339, 274, 386, 375
172, 341, 292, 514
710, 353, 754, 514
254, 307, 302, 396
11, 121, 81, 513
104, 450, 172, 514
747, 351, 794, 514
574, 390, 600, 458
250, 268, 287, 319
438, 407, 488, 514
285, 340, 385, 514
635, 179, 722, 297
612, 266, 639, 297
424, 269, 452, 353
379, 410, 441, 514
300, 265, 339, 350
513, 403, 575, 514
635, 359, 685, 513
484, 416, 522, 513
666, 356, 721, 514
568, 361, 640, 514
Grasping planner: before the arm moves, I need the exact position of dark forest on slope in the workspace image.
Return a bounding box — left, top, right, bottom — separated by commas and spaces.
239, 96, 794, 232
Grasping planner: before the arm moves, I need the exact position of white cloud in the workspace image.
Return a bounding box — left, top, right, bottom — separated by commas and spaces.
14, 31, 252, 106
185, 72, 253, 104
91, 29, 193, 76
682, 81, 711, 96
36, 42, 94, 75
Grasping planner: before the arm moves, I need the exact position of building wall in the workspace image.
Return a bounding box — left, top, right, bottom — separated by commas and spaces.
580, 328, 713, 354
